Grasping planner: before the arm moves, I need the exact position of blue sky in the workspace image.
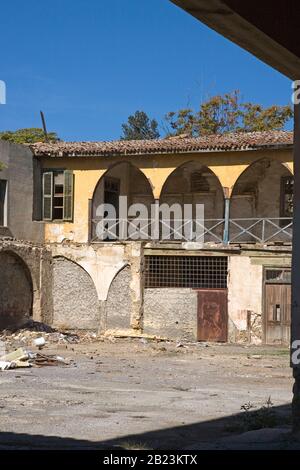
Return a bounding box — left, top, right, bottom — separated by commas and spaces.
0, 0, 293, 141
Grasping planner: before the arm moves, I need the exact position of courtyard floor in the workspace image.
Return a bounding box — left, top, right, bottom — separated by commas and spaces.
0, 338, 298, 450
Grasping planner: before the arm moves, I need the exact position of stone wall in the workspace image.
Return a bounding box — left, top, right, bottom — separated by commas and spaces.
0, 141, 44, 243
104, 265, 132, 331
0, 239, 52, 329
52, 256, 99, 330
49, 242, 144, 333
227, 255, 263, 343
0, 251, 33, 328
143, 288, 198, 341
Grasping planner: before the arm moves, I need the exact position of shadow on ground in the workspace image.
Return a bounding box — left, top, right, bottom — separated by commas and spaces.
0, 403, 297, 450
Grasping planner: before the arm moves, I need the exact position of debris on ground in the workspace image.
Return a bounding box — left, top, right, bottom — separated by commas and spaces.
33, 353, 71, 367
33, 337, 46, 349
0, 320, 101, 348
0, 346, 71, 371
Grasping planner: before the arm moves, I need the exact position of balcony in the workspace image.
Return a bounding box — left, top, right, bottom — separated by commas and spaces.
90, 217, 293, 245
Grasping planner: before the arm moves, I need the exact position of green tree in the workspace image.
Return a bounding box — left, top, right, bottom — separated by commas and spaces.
121, 111, 160, 140
164, 91, 293, 137
0, 128, 59, 144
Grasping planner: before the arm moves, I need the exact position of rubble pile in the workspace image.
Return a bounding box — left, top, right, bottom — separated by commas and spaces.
0, 320, 99, 348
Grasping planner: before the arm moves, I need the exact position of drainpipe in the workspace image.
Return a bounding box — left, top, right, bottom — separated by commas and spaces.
292, 100, 300, 432
223, 188, 230, 245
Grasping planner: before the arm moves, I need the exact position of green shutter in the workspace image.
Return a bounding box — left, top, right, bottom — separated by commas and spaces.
63, 170, 74, 221
42, 172, 53, 221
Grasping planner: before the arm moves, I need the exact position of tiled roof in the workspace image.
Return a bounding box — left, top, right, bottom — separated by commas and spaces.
30, 131, 293, 157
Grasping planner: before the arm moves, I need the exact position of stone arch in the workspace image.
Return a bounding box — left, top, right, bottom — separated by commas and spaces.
52, 256, 99, 330
0, 250, 33, 329
91, 162, 155, 240
229, 157, 293, 195
160, 161, 224, 208
105, 264, 132, 331
231, 157, 293, 219
230, 157, 293, 242
92, 161, 155, 210
159, 161, 225, 241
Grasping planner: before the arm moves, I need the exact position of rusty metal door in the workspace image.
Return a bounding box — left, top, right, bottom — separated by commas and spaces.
265, 284, 291, 344
197, 289, 228, 342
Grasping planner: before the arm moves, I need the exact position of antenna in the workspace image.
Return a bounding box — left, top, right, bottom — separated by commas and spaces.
40, 110, 48, 142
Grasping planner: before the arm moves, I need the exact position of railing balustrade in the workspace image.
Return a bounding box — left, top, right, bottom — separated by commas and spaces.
90, 217, 293, 244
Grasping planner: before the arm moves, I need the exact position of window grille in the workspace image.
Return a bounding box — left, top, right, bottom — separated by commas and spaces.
145, 255, 228, 289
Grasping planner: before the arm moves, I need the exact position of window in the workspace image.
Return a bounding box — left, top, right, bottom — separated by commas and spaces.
280, 175, 293, 218
42, 170, 73, 221
265, 268, 291, 284
145, 255, 228, 289
0, 179, 7, 226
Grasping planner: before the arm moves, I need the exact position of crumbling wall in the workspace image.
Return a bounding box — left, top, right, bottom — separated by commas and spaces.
143, 288, 197, 341
49, 242, 144, 333
0, 239, 53, 329
0, 251, 33, 328
227, 255, 263, 344
52, 256, 100, 330
104, 265, 132, 331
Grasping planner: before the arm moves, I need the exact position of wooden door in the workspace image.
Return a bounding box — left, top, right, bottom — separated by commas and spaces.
197, 289, 228, 342
265, 284, 291, 344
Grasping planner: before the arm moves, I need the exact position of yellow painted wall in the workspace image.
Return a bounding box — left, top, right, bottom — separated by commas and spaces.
41, 148, 293, 243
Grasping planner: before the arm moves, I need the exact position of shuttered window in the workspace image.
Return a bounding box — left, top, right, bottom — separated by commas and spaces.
63, 170, 74, 221
42, 170, 74, 221
42, 172, 53, 221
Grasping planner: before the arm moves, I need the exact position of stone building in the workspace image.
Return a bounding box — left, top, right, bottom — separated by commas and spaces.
0, 131, 294, 343
0, 141, 52, 328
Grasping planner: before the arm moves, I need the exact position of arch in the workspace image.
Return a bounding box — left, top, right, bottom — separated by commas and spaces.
230, 157, 293, 242
52, 256, 99, 329
159, 160, 224, 198
91, 161, 155, 240
0, 250, 33, 329
229, 157, 293, 195
91, 160, 155, 203
231, 157, 293, 211
105, 264, 132, 331
159, 161, 225, 242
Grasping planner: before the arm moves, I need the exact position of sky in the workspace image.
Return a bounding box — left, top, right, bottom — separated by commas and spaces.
0, 0, 293, 141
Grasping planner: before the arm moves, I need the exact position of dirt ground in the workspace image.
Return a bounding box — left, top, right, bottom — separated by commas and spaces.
0, 338, 297, 450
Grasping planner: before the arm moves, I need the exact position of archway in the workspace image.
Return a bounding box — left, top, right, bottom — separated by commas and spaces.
0, 251, 33, 329
160, 161, 224, 242
91, 162, 155, 241
105, 265, 132, 331
52, 256, 99, 329
230, 158, 293, 243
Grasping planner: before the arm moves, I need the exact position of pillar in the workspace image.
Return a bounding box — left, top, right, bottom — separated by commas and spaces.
223, 188, 230, 245
292, 101, 300, 432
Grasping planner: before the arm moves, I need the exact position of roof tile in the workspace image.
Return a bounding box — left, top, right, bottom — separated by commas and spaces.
29, 131, 293, 157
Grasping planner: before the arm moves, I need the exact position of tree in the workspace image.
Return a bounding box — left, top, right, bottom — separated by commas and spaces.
0, 128, 59, 144
121, 111, 160, 140
164, 91, 293, 137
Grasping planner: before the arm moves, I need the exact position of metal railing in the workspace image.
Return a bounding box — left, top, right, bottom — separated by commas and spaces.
228, 218, 293, 244
90, 217, 293, 244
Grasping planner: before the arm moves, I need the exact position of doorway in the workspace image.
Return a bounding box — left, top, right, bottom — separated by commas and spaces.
197, 289, 228, 342
264, 268, 291, 344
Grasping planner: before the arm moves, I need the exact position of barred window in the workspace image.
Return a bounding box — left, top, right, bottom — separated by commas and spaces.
145, 255, 228, 289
